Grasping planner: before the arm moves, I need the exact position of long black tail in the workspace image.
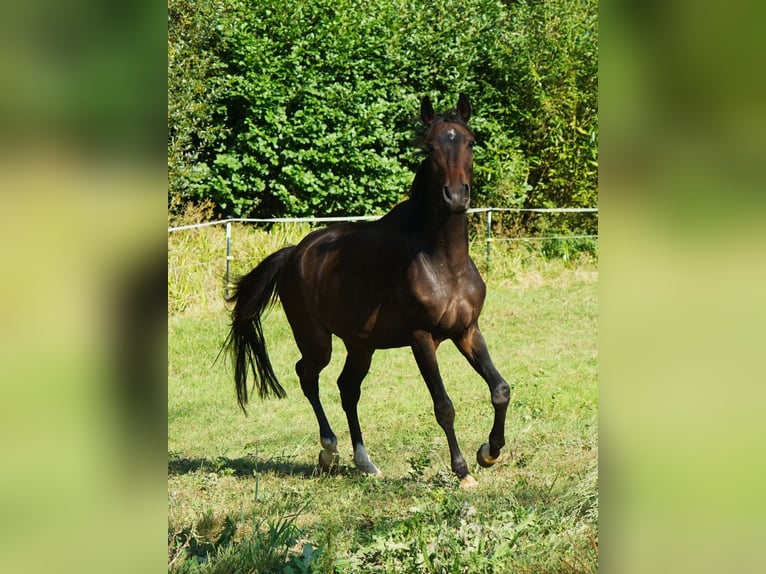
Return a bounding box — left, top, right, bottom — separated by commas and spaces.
224, 246, 295, 411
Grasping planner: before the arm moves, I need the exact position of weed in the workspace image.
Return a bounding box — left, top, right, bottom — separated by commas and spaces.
406, 452, 432, 480
168, 496, 319, 574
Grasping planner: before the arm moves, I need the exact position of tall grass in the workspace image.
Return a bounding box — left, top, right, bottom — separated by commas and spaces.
168, 220, 597, 572
168, 496, 319, 573
168, 215, 597, 315
168, 222, 315, 315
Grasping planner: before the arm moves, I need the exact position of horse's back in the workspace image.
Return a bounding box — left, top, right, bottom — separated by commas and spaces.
278, 218, 486, 347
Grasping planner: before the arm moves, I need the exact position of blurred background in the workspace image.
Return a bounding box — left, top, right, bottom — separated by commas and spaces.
0, 0, 166, 572
0, 0, 764, 572
600, 1, 766, 572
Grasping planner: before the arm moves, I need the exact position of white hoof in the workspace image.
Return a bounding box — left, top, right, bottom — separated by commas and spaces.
460, 475, 478, 489
353, 444, 382, 477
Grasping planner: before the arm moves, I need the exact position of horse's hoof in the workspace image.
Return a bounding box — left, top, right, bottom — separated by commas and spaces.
353, 444, 382, 476
476, 443, 498, 468
360, 465, 382, 477
354, 458, 382, 477
318, 449, 339, 473
459, 475, 478, 489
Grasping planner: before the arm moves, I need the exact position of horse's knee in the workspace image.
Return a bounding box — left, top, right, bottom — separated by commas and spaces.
492, 379, 510, 407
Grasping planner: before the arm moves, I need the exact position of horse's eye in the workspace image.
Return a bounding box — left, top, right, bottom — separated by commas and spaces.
426, 144, 435, 153
468, 141, 476, 149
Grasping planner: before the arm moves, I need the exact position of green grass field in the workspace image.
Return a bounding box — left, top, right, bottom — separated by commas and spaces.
168, 226, 597, 573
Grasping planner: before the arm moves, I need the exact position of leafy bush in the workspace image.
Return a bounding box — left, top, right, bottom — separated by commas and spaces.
168, 0, 597, 232
505, 0, 599, 217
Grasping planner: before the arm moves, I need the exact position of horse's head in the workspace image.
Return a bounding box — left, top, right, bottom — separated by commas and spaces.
420, 93, 475, 214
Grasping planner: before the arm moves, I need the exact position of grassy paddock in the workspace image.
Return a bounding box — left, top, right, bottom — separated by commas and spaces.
168, 224, 597, 572
167, 216, 597, 315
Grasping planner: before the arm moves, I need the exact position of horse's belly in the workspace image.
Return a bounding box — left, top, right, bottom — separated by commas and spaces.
318, 295, 475, 349
319, 300, 413, 349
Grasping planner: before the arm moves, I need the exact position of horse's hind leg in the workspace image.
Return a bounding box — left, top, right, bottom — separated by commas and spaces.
290, 322, 337, 472
337, 344, 380, 476
296, 356, 338, 472
279, 268, 340, 472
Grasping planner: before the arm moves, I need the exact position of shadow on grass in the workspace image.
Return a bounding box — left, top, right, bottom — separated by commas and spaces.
168, 454, 332, 479
167, 454, 462, 492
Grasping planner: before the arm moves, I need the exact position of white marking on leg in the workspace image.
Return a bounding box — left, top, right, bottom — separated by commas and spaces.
353, 444, 381, 476
321, 437, 338, 453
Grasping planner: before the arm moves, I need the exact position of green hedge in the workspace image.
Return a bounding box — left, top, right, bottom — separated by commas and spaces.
168, 0, 597, 232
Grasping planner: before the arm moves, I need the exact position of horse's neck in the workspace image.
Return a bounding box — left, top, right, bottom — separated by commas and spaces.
429, 211, 470, 268
381, 161, 470, 267
412, 163, 470, 268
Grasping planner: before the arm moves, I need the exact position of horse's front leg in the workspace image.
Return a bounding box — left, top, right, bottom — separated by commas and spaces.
337, 343, 381, 477
411, 330, 477, 489
454, 325, 511, 468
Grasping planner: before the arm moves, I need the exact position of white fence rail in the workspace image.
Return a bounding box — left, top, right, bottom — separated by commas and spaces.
167, 207, 597, 232
168, 207, 597, 310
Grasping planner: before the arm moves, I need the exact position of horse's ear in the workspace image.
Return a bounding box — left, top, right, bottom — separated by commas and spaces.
457, 93, 471, 123
420, 96, 435, 125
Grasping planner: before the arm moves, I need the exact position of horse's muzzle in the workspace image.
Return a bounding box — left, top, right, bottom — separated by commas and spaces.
443, 184, 471, 213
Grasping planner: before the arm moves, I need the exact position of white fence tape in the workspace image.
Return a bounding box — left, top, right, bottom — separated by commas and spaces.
168, 207, 598, 309
168, 207, 597, 233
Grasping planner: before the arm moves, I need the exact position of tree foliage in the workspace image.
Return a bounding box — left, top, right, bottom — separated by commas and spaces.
168, 0, 597, 230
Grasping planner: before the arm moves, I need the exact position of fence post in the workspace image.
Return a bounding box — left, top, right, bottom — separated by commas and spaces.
225, 219, 232, 299
485, 209, 492, 274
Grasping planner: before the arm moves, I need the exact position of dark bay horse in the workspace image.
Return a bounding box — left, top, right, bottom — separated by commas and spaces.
225, 94, 510, 488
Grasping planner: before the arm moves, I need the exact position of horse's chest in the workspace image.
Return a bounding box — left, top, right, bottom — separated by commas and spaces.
409, 260, 482, 333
